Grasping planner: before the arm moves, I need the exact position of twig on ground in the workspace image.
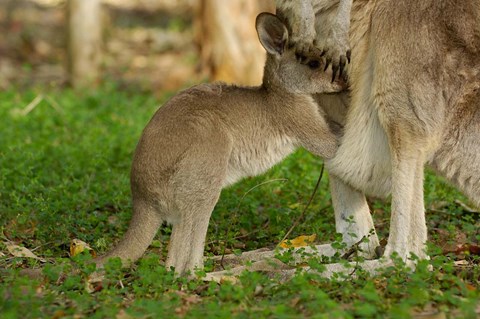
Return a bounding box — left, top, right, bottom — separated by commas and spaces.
20, 95, 44, 116
17, 94, 63, 116
341, 236, 365, 260
44, 95, 63, 113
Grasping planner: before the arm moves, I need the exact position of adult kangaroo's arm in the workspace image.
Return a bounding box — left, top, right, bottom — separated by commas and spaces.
275, 0, 352, 75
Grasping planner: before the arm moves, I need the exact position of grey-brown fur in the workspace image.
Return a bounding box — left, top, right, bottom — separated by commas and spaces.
95, 13, 343, 275
275, 0, 353, 76
285, 0, 480, 263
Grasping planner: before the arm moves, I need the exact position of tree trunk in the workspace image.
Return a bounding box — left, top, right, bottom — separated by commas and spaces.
67, 0, 102, 88
196, 0, 274, 86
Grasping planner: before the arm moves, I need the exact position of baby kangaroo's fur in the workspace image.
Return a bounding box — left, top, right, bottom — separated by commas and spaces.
95, 13, 343, 276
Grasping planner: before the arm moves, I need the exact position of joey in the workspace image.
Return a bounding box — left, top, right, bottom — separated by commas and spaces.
95, 13, 345, 276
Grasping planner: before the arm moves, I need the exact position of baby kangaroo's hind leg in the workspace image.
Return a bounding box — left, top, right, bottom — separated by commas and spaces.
165, 136, 231, 277
166, 198, 219, 277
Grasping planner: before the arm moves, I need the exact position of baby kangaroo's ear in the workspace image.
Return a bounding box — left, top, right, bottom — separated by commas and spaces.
256, 12, 288, 56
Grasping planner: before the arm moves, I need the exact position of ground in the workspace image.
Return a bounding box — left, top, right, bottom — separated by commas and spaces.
0, 86, 478, 318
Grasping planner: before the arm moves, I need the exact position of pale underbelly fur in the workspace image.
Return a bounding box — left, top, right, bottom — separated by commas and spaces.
224, 135, 296, 187
326, 101, 392, 198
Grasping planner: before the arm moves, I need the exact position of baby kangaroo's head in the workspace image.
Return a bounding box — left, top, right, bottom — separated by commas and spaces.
256, 13, 345, 94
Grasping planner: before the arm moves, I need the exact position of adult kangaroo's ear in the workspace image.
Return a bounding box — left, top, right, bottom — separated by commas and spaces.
256, 12, 288, 56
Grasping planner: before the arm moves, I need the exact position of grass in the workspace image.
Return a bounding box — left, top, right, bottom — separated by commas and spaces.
0, 85, 479, 318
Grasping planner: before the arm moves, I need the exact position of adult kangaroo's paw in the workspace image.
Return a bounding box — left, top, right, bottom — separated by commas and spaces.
315, 28, 351, 82
293, 39, 323, 64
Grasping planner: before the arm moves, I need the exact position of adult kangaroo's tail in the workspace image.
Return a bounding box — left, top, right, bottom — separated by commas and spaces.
95, 200, 162, 267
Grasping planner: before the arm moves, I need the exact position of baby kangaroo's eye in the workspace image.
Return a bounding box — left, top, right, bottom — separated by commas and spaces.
307, 60, 320, 70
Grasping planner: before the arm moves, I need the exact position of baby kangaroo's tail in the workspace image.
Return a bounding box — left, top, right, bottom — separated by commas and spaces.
95, 200, 162, 267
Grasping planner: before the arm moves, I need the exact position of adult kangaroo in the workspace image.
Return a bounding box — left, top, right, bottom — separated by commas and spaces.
311, 0, 480, 263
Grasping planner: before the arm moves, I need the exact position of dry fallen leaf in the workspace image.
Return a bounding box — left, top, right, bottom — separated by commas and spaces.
116, 309, 133, 319
279, 234, 317, 249
5, 242, 46, 262
51, 310, 66, 319
85, 271, 105, 294
70, 239, 96, 257
171, 290, 203, 316
220, 275, 240, 284
465, 283, 477, 292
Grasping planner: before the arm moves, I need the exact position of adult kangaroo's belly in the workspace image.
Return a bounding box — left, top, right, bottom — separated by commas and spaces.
326, 102, 392, 198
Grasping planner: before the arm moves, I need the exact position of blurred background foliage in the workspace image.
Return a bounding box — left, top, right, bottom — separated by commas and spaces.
0, 0, 274, 94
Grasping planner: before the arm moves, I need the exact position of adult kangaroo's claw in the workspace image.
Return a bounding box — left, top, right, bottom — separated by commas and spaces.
332, 65, 339, 83
339, 55, 347, 79
314, 25, 351, 77
324, 58, 332, 71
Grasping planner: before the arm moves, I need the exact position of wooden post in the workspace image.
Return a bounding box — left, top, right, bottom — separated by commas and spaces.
67, 0, 102, 88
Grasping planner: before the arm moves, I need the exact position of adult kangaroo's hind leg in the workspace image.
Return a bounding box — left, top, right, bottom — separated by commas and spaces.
368, 0, 449, 264
408, 160, 428, 260
383, 136, 429, 264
